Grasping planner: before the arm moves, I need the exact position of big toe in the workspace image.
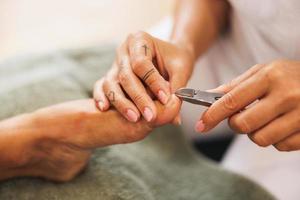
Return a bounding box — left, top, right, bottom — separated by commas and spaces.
153, 94, 181, 126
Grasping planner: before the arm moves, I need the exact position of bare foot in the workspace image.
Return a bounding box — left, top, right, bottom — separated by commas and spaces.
3, 95, 181, 181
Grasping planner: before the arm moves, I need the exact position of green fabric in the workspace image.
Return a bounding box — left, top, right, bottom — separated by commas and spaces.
0, 46, 275, 200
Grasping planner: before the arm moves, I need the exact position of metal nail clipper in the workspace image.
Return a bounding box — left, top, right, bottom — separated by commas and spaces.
175, 88, 223, 107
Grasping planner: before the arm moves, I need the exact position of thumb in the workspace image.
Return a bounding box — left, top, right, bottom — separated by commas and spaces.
153, 94, 182, 127
169, 73, 189, 125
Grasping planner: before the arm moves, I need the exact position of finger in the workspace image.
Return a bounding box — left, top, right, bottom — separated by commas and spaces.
274, 132, 300, 152
167, 67, 188, 125
228, 94, 286, 134
93, 78, 110, 111
127, 32, 154, 59
211, 64, 265, 93
127, 33, 171, 104
198, 72, 269, 132
103, 79, 140, 123
169, 72, 184, 125
248, 110, 300, 147
116, 44, 157, 121
146, 79, 182, 125
117, 57, 157, 122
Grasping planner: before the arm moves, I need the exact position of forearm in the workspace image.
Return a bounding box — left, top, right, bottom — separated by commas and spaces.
171, 0, 230, 58
0, 113, 39, 181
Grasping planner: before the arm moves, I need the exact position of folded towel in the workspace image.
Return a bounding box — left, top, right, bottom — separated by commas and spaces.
0, 46, 274, 200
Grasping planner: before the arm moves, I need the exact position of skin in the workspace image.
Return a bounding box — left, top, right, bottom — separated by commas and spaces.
93, 0, 230, 123
94, 0, 300, 152
197, 60, 300, 152
0, 96, 181, 182
0, 0, 229, 182
1, 0, 298, 184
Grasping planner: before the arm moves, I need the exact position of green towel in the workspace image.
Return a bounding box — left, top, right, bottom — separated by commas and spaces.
0, 46, 275, 200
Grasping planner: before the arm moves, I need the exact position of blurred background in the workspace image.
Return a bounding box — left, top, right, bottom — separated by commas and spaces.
0, 0, 174, 61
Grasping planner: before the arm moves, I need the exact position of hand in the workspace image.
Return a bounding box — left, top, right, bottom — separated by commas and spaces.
195, 60, 300, 151
93, 31, 195, 122
1, 96, 180, 182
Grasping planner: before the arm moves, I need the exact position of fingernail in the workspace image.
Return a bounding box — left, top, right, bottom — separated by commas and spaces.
143, 107, 153, 122
98, 101, 104, 111
195, 120, 205, 132
158, 90, 169, 104
125, 109, 138, 122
